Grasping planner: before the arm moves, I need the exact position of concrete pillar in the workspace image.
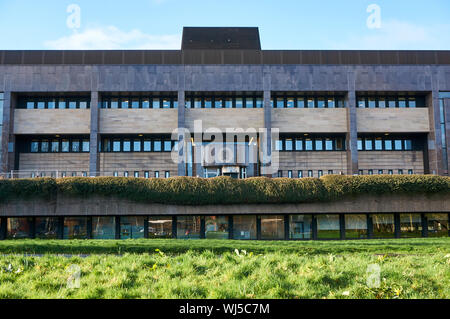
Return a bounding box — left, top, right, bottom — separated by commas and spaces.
89, 91, 100, 177
346, 90, 358, 175
426, 90, 443, 175
177, 90, 186, 176
262, 90, 272, 177
1, 91, 14, 175
444, 98, 450, 175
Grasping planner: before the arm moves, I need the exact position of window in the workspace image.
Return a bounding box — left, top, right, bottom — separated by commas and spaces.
345, 214, 367, 239
286, 98, 294, 108
368, 98, 376, 108
408, 169, 413, 175
372, 214, 395, 238
245, 97, 255, 108
358, 170, 363, 175
328, 170, 333, 175
113, 171, 118, 177
205, 216, 229, 239
298, 170, 303, 178
142, 99, 150, 108
82, 172, 87, 177
325, 139, 333, 151
404, 140, 412, 150
275, 140, 283, 151
162, 99, 171, 109
71, 140, 80, 152
123, 140, 131, 152
315, 139, 323, 151
131, 98, 140, 109
233, 215, 257, 240
316, 214, 340, 239
235, 98, 243, 108
92, 217, 116, 239
124, 171, 129, 177
165, 171, 170, 178
177, 216, 201, 239
260, 215, 285, 240
113, 140, 121, 152
82, 140, 89, 152
35, 217, 59, 239
289, 215, 312, 239
7, 218, 32, 239
133, 140, 141, 152
317, 98, 325, 108
400, 213, 422, 238
388, 98, 396, 108
358, 98, 366, 108
378, 170, 383, 175
426, 213, 449, 237
388, 169, 393, 175
153, 98, 161, 109
375, 138, 383, 150
305, 139, 313, 151
357, 139, 363, 150
297, 97, 305, 108
398, 169, 403, 175
327, 98, 335, 108
63, 217, 88, 239
31, 140, 39, 152
277, 170, 282, 178
307, 98, 314, 108
288, 170, 293, 178
285, 139, 293, 151
41, 140, 49, 152
154, 141, 162, 152
51, 140, 59, 152
308, 170, 313, 177
385, 140, 392, 150
365, 139, 373, 150
134, 171, 139, 178
144, 140, 151, 152
144, 171, 149, 178
275, 97, 284, 108
318, 170, 323, 177
398, 97, 406, 108
120, 216, 145, 239
62, 139, 69, 152
148, 216, 172, 238
368, 169, 373, 175
394, 140, 403, 150
295, 139, 303, 151
164, 141, 172, 152
155, 171, 160, 178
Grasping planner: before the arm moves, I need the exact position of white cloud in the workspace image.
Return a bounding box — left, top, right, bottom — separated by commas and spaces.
44, 26, 181, 50
331, 20, 450, 50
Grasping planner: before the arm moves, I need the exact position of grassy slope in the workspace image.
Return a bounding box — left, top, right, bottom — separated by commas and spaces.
0, 238, 449, 299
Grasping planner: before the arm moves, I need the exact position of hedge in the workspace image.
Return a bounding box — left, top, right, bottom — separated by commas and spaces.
0, 175, 449, 205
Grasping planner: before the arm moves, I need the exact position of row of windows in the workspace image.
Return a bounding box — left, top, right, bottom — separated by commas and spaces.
271, 96, 346, 108
27, 138, 90, 153
101, 137, 177, 152
101, 97, 177, 109
185, 96, 263, 108
357, 137, 414, 151
18, 97, 90, 109
357, 96, 425, 108
2, 213, 448, 240
277, 169, 414, 178
275, 136, 345, 151
28, 170, 171, 179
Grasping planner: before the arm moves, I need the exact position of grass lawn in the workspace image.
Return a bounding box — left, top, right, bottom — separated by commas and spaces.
0, 238, 449, 299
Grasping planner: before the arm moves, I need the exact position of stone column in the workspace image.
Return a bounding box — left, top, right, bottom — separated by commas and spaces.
177, 90, 186, 176
89, 91, 100, 177
345, 88, 358, 175
1, 91, 12, 175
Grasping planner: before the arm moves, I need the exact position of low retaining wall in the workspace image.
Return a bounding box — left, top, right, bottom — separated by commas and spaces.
1, 193, 449, 216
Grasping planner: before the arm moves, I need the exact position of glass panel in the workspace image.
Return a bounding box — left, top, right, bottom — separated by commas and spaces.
365, 139, 373, 150
378, 99, 386, 108
61, 140, 69, 152
144, 140, 151, 152
162, 98, 171, 109
305, 139, 313, 151
388, 98, 396, 108
368, 98, 376, 108
233, 215, 257, 240
235, 98, 243, 108
315, 139, 323, 151
327, 98, 335, 108
385, 140, 392, 150
113, 139, 121, 152
133, 140, 141, 152
71, 140, 80, 152
375, 138, 383, 150
37, 101, 45, 109
325, 139, 333, 151
27, 101, 35, 109
255, 98, 263, 108
82, 140, 90, 152
307, 98, 314, 108
164, 141, 172, 152
7, 218, 32, 239
123, 140, 131, 152
345, 214, 367, 239
51, 140, 59, 152
35, 217, 59, 239
404, 140, 412, 150
394, 140, 403, 150
275, 140, 282, 151
400, 213, 422, 238
358, 98, 366, 108
260, 215, 285, 240
92, 217, 116, 239
131, 98, 140, 109
276, 97, 284, 108
31, 140, 39, 153
68, 101, 77, 109
408, 98, 416, 108
148, 216, 172, 238
214, 98, 222, 108
317, 98, 325, 108
286, 98, 294, 108
372, 214, 395, 238
205, 216, 229, 239
63, 217, 88, 239
48, 99, 56, 109
41, 140, 49, 152
296, 97, 305, 108
426, 213, 449, 237
142, 99, 150, 108
120, 216, 145, 239
285, 139, 293, 151
153, 98, 161, 109
79, 101, 88, 109
224, 98, 232, 108
316, 214, 340, 239
177, 216, 201, 239
357, 139, 363, 150
398, 97, 406, 108
154, 141, 162, 152
289, 215, 312, 239
295, 139, 303, 151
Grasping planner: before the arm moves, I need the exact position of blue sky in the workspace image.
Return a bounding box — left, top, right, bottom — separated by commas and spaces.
0, 0, 449, 50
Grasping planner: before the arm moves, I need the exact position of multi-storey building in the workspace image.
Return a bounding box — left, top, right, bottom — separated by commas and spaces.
0, 27, 449, 240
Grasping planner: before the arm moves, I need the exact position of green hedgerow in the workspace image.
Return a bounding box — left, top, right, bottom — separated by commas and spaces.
0, 175, 448, 205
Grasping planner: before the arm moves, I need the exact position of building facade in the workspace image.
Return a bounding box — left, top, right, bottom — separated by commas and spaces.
0, 27, 449, 240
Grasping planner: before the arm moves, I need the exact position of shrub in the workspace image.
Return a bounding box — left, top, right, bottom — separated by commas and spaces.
0, 175, 448, 205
